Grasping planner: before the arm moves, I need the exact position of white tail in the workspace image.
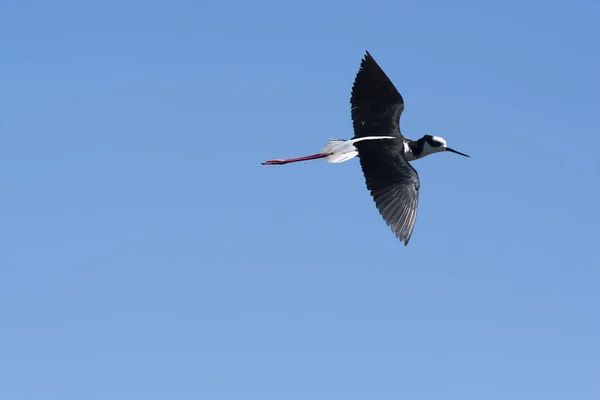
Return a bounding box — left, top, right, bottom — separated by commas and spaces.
321, 139, 358, 163
320, 136, 397, 163
262, 136, 397, 166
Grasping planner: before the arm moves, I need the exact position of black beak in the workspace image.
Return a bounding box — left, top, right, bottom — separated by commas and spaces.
446, 147, 470, 158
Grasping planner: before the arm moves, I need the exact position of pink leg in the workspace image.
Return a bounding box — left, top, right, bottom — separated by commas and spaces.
261, 153, 326, 165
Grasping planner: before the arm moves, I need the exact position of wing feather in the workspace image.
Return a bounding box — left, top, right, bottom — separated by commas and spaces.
370, 176, 419, 245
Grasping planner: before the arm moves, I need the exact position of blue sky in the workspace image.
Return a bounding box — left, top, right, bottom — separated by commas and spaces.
2, 0, 599, 398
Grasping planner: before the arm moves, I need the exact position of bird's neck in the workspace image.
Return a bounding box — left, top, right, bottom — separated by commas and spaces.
403, 138, 424, 161
403, 137, 439, 161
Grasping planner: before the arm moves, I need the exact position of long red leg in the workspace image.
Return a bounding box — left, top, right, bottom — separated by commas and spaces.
261, 153, 326, 165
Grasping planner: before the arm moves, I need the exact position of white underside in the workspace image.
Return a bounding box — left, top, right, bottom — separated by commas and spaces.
320, 136, 396, 163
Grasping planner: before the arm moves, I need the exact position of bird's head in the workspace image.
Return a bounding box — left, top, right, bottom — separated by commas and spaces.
421, 135, 470, 158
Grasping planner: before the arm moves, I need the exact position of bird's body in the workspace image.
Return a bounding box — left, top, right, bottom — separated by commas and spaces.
262, 51, 469, 245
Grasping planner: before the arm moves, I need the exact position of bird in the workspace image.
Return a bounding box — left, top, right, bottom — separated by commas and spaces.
261, 51, 469, 245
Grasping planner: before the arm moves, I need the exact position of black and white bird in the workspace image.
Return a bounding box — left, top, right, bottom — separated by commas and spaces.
262, 51, 469, 245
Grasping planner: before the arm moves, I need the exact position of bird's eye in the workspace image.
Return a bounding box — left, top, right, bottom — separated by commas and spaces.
431, 141, 442, 147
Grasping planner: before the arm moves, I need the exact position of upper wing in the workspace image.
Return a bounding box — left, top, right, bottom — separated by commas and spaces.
355, 139, 420, 245
350, 51, 405, 139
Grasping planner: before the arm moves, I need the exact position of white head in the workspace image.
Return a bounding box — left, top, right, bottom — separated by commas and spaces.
420, 135, 470, 158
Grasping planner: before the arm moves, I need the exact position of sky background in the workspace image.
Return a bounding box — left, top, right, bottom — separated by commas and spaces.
2, 0, 599, 399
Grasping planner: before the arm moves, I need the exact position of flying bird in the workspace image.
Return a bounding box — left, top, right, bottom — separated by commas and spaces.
262, 51, 469, 245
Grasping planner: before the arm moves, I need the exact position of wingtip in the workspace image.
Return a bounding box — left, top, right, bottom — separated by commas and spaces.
400, 232, 411, 246
392, 223, 413, 246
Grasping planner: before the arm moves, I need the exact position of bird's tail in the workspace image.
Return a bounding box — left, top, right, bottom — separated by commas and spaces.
262, 137, 391, 166
321, 139, 359, 163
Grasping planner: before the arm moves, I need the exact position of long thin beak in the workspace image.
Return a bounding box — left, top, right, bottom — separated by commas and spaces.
445, 147, 470, 158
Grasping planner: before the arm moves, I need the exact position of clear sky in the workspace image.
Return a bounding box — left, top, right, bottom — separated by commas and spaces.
2, 0, 599, 399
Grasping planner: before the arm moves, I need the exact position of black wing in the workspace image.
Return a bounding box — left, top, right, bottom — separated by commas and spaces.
350, 51, 420, 245
358, 143, 420, 245
351, 51, 405, 139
